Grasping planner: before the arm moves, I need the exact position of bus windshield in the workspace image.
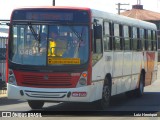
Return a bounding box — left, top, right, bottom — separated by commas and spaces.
9, 24, 89, 66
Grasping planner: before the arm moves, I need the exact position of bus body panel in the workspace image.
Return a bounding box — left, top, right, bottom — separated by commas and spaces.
7, 81, 103, 102
145, 51, 158, 85
123, 52, 132, 76
92, 57, 105, 81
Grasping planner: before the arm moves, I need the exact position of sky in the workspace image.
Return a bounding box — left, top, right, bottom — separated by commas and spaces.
0, 0, 160, 19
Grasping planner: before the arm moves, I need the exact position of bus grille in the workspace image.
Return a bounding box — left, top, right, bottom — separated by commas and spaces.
13, 71, 80, 88
22, 75, 71, 87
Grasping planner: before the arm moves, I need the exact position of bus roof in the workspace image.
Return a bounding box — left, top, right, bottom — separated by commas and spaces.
11, 6, 157, 30
12, 6, 91, 11
91, 9, 157, 30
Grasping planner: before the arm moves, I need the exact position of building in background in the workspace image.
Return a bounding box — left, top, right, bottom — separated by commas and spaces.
0, 26, 8, 82
121, 4, 160, 61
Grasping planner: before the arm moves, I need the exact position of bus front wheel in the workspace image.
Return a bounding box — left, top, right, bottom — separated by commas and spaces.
28, 100, 44, 109
95, 76, 111, 110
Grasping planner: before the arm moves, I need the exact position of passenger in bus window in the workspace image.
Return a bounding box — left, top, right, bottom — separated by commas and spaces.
32, 40, 39, 54
40, 33, 47, 53
31, 33, 48, 54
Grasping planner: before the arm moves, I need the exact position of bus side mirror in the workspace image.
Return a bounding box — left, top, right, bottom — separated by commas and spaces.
94, 25, 102, 39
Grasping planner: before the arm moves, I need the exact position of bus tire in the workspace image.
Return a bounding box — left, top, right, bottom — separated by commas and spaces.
125, 73, 144, 98
28, 100, 44, 109
95, 76, 111, 110
125, 90, 134, 98
135, 73, 144, 97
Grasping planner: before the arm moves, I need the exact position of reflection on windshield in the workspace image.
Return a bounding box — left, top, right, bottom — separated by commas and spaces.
9, 24, 89, 66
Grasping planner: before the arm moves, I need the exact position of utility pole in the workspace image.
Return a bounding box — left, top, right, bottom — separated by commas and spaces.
53, 0, 55, 6
116, 3, 129, 14
137, 0, 141, 5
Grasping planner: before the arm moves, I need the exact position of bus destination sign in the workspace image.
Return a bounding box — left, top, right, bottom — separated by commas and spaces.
26, 12, 73, 21
48, 57, 80, 64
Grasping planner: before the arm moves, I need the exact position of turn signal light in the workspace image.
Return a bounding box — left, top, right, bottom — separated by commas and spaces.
82, 73, 87, 77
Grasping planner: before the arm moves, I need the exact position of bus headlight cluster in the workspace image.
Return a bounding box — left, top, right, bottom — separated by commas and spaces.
76, 71, 87, 87
9, 76, 15, 83
8, 69, 17, 85
79, 78, 86, 85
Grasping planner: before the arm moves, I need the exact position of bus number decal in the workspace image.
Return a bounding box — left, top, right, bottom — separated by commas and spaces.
105, 56, 111, 61
19, 49, 33, 55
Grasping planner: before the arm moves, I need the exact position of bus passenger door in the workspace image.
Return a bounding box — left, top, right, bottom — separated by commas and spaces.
92, 19, 105, 83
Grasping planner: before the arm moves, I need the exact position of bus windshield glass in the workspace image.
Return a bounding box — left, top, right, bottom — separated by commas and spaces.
9, 24, 89, 66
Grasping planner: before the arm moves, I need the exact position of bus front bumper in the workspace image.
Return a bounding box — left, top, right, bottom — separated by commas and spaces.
7, 83, 103, 102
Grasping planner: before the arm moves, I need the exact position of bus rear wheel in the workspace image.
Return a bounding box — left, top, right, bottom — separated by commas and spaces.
28, 100, 44, 109
135, 73, 144, 97
125, 73, 144, 98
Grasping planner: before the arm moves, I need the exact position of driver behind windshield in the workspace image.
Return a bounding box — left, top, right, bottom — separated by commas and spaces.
48, 27, 58, 56
48, 26, 67, 57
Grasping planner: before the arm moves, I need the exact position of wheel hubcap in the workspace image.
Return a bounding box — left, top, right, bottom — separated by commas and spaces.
140, 80, 144, 94
102, 85, 110, 103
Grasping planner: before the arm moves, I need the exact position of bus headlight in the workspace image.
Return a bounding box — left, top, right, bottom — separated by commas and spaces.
79, 78, 87, 85
9, 76, 15, 83
76, 71, 87, 87
8, 69, 17, 85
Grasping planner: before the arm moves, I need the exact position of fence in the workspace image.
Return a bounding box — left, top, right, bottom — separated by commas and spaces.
0, 37, 7, 95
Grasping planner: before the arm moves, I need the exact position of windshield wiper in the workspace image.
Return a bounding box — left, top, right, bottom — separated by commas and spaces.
70, 26, 82, 41
69, 26, 83, 58
28, 22, 42, 53
28, 22, 39, 41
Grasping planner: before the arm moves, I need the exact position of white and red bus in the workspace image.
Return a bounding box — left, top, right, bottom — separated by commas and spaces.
7, 6, 158, 109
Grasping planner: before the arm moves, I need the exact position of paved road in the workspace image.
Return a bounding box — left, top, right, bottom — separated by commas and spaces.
1, 79, 160, 116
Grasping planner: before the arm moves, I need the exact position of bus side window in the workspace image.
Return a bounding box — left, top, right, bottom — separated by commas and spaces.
129, 27, 133, 50
113, 23, 121, 50
103, 22, 111, 51
152, 31, 157, 51
158, 30, 160, 50
153, 31, 157, 51
92, 20, 103, 65
148, 30, 152, 51
155, 31, 158, 51
144, 29, 148, 50
132, 27, 138, 51
140, 28, 145, 51
137, 28, 140, 50
124, 25, 130, 50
